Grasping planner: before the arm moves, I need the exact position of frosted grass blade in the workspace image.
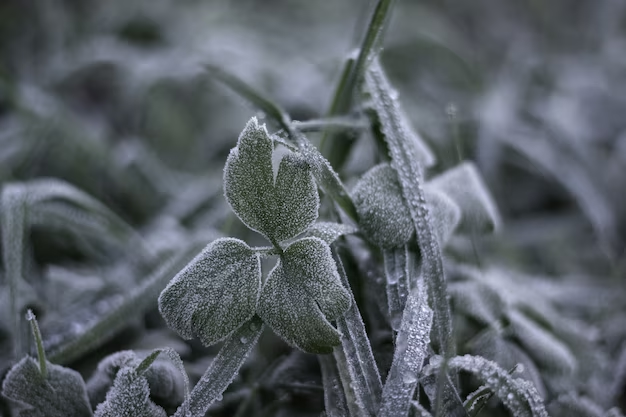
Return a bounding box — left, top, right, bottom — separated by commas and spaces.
382, 246, 409, 330
333, 251, 383, 415
319, 354, 350, 417
425, 355, 548, 417
379, 276, 433, 417
364, 58, 451, 355
175, 316, 264, 417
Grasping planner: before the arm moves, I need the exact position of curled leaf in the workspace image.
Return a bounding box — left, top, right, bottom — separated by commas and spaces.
158, 238, 261, 346
223, 117, 319, 243
2, 357, 93, 417
426, 162, 501, 233
352, 164, 413, 248
257, 237, 350, 354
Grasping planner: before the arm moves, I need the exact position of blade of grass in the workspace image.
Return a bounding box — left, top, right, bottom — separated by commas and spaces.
320, 0, 396, 169
175, 315, 264, 417
319, 354, 350, 417
333, 250, 383, 415
379, 274, 432, 417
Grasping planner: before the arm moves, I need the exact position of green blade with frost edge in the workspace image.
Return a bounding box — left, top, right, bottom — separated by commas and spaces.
320, 0, 397, 170
364, 58, 452, 356
379, 274, 433, 417
319, 354, 350, 417
424, 355, 548, 417
173, 315, 264, 417
333, 250, 383, 415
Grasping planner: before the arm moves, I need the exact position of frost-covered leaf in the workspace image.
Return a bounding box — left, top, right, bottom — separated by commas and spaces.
450, 281, 506, 327
425, 188, 462, 247
426, 162, 501, 234
257, 237, 350, 354
159, 237, 261, 346
383, 246, 410, 330
223, 117, 319, 243
88, 349, 189, 413
94, 367, 167, 417
301, 222, 357, 245
352, 163, 413, 248
508, 309, 577, 375
425, 354, 548, 417
2, 357, 93, 417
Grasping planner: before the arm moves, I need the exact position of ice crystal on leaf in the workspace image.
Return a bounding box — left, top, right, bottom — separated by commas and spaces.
223, 117, 319, 243
158, 238, 261, 346
257, 237, 351, 354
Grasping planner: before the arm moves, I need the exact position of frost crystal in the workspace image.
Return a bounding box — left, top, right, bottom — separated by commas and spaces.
257, 237, 351, 354
223, 117, 319, 243
94, 367, 166, 417
158, 238, 261, 346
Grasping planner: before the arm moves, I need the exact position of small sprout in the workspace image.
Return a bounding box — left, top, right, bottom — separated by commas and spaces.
223, 117, 319, 244
257, 237, 351, 354
158, 238, 261, 346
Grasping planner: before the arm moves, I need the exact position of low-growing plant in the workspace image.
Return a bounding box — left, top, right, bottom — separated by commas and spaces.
1, 0, 625, 416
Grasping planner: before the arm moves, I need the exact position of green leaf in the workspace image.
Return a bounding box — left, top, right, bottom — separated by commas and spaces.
223, 117, 319, 243
257, 237, 351, 354
1, 357, 93, 417
158, 238, 261, 346
352, 164, 413, 248
94, 367, 167, 417
301, 222, 357, 245
426, 162, 501, 233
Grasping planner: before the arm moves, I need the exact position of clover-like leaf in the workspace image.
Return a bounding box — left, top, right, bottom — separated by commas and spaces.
223, 117, 319, 243
257, 237, 350, 354
1, 357, 93, 417
352, 163, 413, 248
158, 237, 261, 346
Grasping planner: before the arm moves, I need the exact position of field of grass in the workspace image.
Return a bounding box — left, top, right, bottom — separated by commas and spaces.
1, 0, 625, 416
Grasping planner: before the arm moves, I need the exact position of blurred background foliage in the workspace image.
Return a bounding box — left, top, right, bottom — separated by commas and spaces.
0, 0, 625, 415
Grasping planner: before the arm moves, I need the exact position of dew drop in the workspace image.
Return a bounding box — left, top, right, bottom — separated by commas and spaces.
402, 371, 417, 384
240, 336, 249, 344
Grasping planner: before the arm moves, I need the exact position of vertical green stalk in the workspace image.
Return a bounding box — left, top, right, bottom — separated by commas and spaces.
320, 0, 396, 170
1, 185, 27, 360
